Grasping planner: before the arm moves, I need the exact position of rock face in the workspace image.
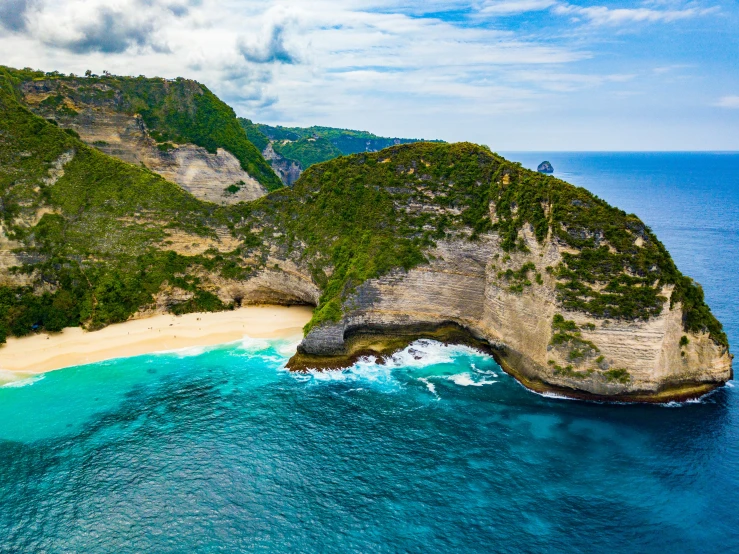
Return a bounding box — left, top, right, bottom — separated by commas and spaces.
291, 230, 731, 401
262, 143, 302, 186
538, 161, 554, 173
20, 80, 268, 204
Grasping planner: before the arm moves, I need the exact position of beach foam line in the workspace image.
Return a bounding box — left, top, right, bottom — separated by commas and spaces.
1, 374, 46, 388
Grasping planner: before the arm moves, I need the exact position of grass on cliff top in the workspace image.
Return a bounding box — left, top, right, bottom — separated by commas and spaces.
2, 65, 283, 192
238, 118, 270, 152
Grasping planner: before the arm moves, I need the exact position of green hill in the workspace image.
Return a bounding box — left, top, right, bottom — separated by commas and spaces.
238, 118, 443, 174
271, 137, 344, 169
256, 123, 440, 155
4, 66, 282, 192
0, 67, 240, 337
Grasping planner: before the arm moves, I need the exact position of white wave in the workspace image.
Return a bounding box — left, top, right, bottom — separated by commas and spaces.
659, 396, 709, 408
447, 373, 497, 387
471, 363, 498, 377
1, 374, 46, 388
274, 339, 302, 358
417, 377, 440, 399
155, 345, 210, 358
235, 336, 273, 353
293, 355, 398, 390
289, 340, 494, 392
535, 390, 578, 401
384, 339, 488, 369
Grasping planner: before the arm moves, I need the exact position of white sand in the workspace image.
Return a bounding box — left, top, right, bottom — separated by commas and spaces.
0, 306, 313, 377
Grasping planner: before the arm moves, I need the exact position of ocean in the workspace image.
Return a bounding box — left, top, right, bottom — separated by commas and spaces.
1, 153, 738, 553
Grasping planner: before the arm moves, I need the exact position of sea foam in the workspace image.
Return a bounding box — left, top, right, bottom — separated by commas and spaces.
1, 374, 46, 388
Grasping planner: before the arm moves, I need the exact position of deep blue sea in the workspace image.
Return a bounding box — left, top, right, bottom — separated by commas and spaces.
1, 153, 738, 553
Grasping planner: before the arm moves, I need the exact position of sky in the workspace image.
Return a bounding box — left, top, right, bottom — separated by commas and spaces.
0, 0, 737, 150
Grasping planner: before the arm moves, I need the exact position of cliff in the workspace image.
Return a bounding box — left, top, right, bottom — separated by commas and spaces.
7, 67, 281, 202
0, 66, 731, 402
243, 143, 731, 401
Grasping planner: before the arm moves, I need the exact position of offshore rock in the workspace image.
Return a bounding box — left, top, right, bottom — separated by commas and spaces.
538, 161, 554, 173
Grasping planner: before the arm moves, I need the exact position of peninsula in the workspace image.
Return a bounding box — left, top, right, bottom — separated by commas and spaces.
0, 66, 731, 401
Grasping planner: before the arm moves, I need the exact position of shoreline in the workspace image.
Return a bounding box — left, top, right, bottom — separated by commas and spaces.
0, 305, 314, 380
287, 322, 726, 404
0, 308, 724, 404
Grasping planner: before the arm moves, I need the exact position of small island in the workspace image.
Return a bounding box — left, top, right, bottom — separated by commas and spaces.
538, 161, 554, 173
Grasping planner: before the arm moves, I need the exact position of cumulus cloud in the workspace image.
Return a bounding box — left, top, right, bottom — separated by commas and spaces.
59, 7, 161, 54
0, 0, 35, 31
16, 0, 204, 54
238, 22, 298, 65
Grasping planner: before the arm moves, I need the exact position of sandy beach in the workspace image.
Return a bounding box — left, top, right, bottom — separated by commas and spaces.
0, 306, 314, 378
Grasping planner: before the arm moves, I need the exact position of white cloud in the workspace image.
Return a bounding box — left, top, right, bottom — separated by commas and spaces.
0, 0, 735, 149
553, 3, 719, 25
715, 96, 739, 109
478, 0, 556, 16
19, 0, 205, 54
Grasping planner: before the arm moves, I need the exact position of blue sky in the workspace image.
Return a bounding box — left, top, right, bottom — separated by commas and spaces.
1, 0, 737, 150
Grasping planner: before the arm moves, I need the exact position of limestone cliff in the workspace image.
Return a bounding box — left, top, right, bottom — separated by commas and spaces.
290, 232, 730, 401
229, 142, 732, 402
17, 73, 279, 202
262, 143, 302, 186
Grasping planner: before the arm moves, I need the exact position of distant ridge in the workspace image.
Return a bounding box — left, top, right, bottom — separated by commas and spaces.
239, 118, 443, 184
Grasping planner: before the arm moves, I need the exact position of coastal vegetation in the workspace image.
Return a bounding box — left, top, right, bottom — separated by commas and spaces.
251, 123, 436, 156
0, 67, 240, 339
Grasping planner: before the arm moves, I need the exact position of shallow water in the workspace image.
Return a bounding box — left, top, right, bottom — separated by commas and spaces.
1, 153, 738, 552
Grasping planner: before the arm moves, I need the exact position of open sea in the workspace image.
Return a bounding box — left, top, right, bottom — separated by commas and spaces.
1, 152, 738, 553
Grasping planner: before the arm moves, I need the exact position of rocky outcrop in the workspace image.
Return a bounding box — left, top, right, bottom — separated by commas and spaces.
289, 227, 732, 402
538, 161, 554, 173
263, 143, 302, 186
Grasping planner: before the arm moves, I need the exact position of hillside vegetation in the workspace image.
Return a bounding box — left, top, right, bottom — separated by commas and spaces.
240, 118, 442, 173
271, 137, 344, 169
0, 67, 242, 339
4, 66, 282, 192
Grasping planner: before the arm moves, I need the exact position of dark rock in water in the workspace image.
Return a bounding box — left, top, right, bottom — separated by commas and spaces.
538, 161, 554, 173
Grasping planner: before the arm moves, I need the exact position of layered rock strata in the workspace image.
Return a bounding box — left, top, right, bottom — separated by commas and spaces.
285, 231, 732, 402
20, 80, 267, 204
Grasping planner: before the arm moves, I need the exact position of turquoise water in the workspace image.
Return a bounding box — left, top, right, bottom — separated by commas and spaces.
2, 153, 738, 552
